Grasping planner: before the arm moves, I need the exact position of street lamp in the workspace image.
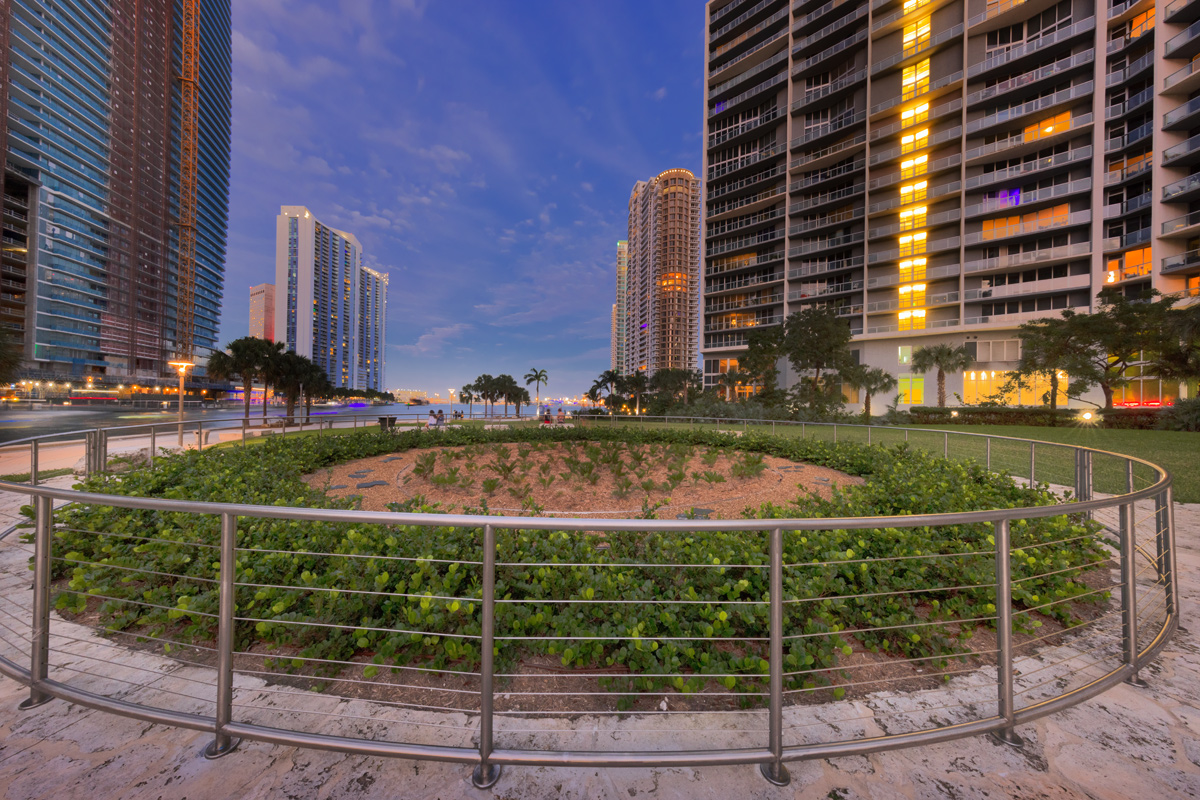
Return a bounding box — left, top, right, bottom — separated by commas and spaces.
448, 388, 454, 419
168, 360, 193, 447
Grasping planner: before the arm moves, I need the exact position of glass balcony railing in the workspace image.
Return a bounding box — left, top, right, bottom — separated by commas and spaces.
1162, 248, 1200, 274
871, 24, 964, 74
1163, 132, 1200, 166
1108, 51, 1154, 88
965, 115, 1091, 161
969, 0, 1027, 28
1165, 96, 1200, 129
1162, 171, 1200, 200
788, 255, 865, 279
1168, 20, 1200, 58
968, 19, 1095, 79
963, 243, 1090, 273
1162, 209, 1200, 235
965, 147, 1092, 190
788, 182, 864, 215
966, 82, 1093, 135
964, 178, 1091, 218
968, 51, 1093, 106
866, 263, 960, 289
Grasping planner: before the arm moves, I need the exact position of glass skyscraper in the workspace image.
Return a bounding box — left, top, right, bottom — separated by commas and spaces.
0, 0, 232, 383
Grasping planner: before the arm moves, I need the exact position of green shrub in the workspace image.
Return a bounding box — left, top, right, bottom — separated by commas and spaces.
1160, 397, 1200, 432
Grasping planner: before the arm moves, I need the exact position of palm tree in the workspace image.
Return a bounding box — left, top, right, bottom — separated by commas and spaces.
270, 351, 315, 423
301, 361, 332, 420
472, 374, 495, 417
513, 387, 531, 417
206, 336, 275, 421
620, 372, 649, 414
594, 369, 620, 411
495, 374, 520, 417
524, 367, 548, 414
842, 366, 897, 420
460, 385, 475, 418
256, 341, 288, 423
911, 344, 975, 408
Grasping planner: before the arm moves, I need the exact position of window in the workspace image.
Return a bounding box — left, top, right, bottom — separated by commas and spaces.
981, 204, 1068, 239
901, 128, 929, 154
899, 308, 926, 330
902, 59, 930, 100
900, 154, 928, 178
899, 205, 927, 230
899, 283, 926, 308
898, 374, 924, 404
986, 24, 1023, 55
1024, 111, 1070, 142
1187, 275, 1200, 297
899, 257, 927, 282
903, 0, 928, 13
903, 16, 931, 55
1127, 8, 1154, 38
901, 102, 929, 127
898, 345, 913, 365
1105, 246, 1152, 283
900, 180, 928, 203
899, 231, 927, 256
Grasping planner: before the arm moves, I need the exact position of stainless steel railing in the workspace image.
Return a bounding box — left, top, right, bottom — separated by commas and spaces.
0, 415, 1178, 789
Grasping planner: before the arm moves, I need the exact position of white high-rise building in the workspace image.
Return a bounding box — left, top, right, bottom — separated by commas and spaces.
274, 206, 389, 391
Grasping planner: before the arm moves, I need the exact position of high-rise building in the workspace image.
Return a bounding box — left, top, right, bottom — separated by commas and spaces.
274, 206, 389, 392
612, 240, 628, 373
625, 170, 701, 377
702, 0, 1199, 407
0, 1, 232, 383
249, 284, 276, 341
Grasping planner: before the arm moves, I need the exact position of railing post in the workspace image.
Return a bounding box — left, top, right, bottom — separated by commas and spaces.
833, 424, 837, 443
760, 526, 790, 786
1165, 485, 1184, 633
149, 426, 156, 468
867, 426, 871, 445
990, 517, 1023, 747
83, 431, 93, 478
197, 421, 204, 452
1029, 442, 1035, 488
98, 430, 107, 474
944, 430, 949, 458
986, 437, 991, 470
1155, 488, 1176, 624
241, 418, 247, 447
1074, 449, 1092, 502
30, 440, 38, 486
20, 495, 54, 710
1120, 502, 1149, 688
205, 512, 241, 758
473, 523, 501, 788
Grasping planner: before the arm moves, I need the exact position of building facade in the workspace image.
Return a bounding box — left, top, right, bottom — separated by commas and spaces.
702, 0, 1199, 407
611, 240, 628, 373
0, 0, 232, 384
249, 283, 275, 341
274, 206, 388, 392
624, 170, 701, 377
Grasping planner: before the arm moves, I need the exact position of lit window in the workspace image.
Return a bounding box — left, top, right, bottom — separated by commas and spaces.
903, 0, 928, 12
900, 180, 928, 203
899, 283, 927, 308
901, 102, 929, 127
899, 231, 928, 256
899, 375, 924, 404
899, 257, 927, 282
901, 129, 929, 154
903, 17, 931, 55
899, 205, 927, 230
1024, 111, 1070, 142
900, 154, 928, 178
902, 59, 930, 100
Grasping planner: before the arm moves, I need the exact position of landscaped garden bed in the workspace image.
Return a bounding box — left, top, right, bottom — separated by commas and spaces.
37, 425, 1111, 712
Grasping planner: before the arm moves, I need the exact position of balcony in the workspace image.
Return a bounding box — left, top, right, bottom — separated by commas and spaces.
1105, 120, 1154, 154
792, 5, 867, 57
871, 24, 965, 76
790, 69, 867, 115
707, 272, 785, 295
1105, 86, 1154, 121
963, 306, 1086, 327
964, 114, 1091, 164
788, 279, 863, 301
868, 235, 960, 263
709, 107, 782, 151
1163, 133, 1200, 168
788, 254, 865, 279
704, 314, 784, 333
710, 30, 789, 82
787, 232, 866, 258
1166, 18, 1200, 59
869, 208, 961, 239
967, 50, 1093, 108
709, 142, 787, 181
1102, 192, 1152, 219
963, 242, 1091, 273
709, 71, 789, 119
788, 182, 864, 215
789, 110, 867, 151
707, 227, 785, 257
870, 71, 963, 116
706, 293, 785, 313
706, 250, 785, 276
707, 206, 786, 238
788, 207, 863, 236
1101, 228, 1151, 252
788, 133, 866, 173
709, 49, 789, 101
968, 0, 1027, 29
869, 179, 961, 215
1106, 156, 1152, 187
791, 29, 868, 78
865, 291, 959, 314
1161, 209, 1200, 237
964, 147, 1092, 190
966, 82, 1093, 135
870, 126, 962, 166
869, 153, 961, 190
1162, 171, 1200, 202
1164, 96, 1200, 132
789, 158, 866, 192
1162, 248, 1200, 274
963, 210, 1091, 246
968, 18, 1095, 80
794, 0, 859, 35
964, 178, 1091, 218
710, 162, 787, 200
710, 0, 787, 46
871, 97, 961, 140
866, 263, 961, 288
708, 184, 788, 220
1165, 0, 1200, 23
1107, 51, 1154, 88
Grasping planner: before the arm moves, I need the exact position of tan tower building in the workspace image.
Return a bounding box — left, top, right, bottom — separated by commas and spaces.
249, 284, 275, 342
702, 0, 1199, 408
625, 170, 702, 377
612, 240, 629, 373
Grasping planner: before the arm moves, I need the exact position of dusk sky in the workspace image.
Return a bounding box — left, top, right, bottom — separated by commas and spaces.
220, 0, 706, 399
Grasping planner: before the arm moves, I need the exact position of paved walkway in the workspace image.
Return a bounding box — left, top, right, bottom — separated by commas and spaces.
0, 488, 1196, 798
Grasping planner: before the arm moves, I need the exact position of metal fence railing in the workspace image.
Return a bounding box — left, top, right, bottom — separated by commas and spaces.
0, 415, 1178, 788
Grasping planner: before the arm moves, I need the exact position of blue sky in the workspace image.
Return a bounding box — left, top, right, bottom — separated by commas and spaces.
220, 0, 706, 399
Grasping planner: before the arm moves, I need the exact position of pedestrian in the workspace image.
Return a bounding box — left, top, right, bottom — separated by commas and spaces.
436, 409, 445, 428
427, 410, 436, 429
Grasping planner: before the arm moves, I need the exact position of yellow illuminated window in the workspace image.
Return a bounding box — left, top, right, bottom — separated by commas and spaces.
899, 180, 928, 204
903, 17, 931, 55
1106, 247, 1152, 282
902, 59, 930, 100
899, 205, 927, 230
898, 231, 928, 256
981, 203, 1067, 239
1024, 112, 1070, 142
900, 154, 929, 179
901, 128, 929, 154
901, 102, 929, 127
899, 375, 924, 404
899, 309, 927, 331
903, 0, 928, 12
1130, 8, 1154, 38
899, 257, 927, 282
899, 283, 927, 308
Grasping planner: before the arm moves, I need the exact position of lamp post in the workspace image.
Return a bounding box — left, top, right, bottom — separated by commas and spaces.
168, 361, 193, 447
448, 388, 454, 419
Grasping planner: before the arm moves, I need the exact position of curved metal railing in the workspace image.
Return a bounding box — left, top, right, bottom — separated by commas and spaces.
0, 415, 1178, 788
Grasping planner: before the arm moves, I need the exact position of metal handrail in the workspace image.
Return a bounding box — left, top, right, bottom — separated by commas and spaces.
0, 415, 1177, 788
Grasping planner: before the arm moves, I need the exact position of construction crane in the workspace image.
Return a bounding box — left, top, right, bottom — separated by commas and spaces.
175, 0, 199, 365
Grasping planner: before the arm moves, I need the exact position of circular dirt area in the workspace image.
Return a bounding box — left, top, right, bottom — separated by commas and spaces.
304, 440, 864, 518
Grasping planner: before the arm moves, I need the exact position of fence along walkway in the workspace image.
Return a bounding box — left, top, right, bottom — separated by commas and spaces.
0, 415, 1179, 788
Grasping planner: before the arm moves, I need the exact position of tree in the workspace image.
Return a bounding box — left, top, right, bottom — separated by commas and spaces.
1147, 302, 1200, 383
1001, 315, 1085, 411
619, 371, 649, 414
593, 369, 621, 411
494, 374, 520, 416
0, 330, 22, 386
270, 351, 315, 423
911, 344, 975, 408
841, 365, 897, 420
524, 367, 548, 413
584, 385, 602, 405
716, 368, 750, 402
649, 368, 701, 407
739, 325, 785, 404
460, 385, 476, 418
206, 336, 276, 421
513, 386, 531, 416
301, 361, 332, 420
256, 341, 289, 422
780, 308, 854, 415
472, 374, 496, 417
